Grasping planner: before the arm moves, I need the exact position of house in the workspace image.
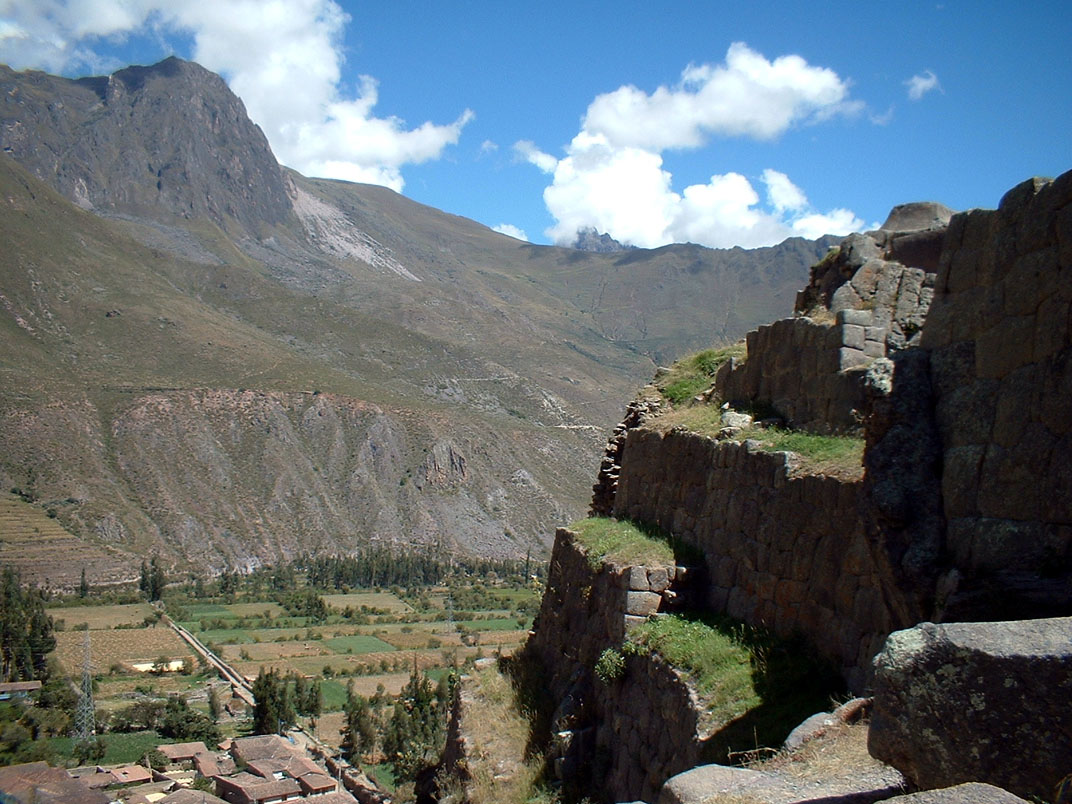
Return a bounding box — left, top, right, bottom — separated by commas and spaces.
0, 681, 42, 701
158, 743, 210, 767
242, 760, 335, 798
110, 766, 154, 786
303, 793, 356, 804
228, 736, 301, 766
0, 762, 111, 804
157, 788, 229, 804
192, 754, 236, 780
214, 773, 301, 804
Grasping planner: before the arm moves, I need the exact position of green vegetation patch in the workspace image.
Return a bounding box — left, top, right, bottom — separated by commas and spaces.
654, 343, 746, 405
625, 615, 758, 723
570, 517, 677, 570
324, 635, 397, 655
624, 612, 843, 761
652, 410, 865, 478
49, 730, 175, 765
741, 427, 864, 476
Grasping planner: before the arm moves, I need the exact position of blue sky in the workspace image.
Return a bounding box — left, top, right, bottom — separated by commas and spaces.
1, 1, 1070, 248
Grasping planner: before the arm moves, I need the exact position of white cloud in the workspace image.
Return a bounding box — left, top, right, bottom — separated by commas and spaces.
0, 0, 472, 191
905, 70, 940, 101
513, 140, 558, 174
492, 223, 528, 241
583, 42, 860, 149
518, 44, 866, 250
762, 169, 807, 213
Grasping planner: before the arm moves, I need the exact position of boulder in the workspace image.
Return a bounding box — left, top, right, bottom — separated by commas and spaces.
882, 782, 1029, 803
879, 201, 955, 233
869, 617, 1072, 800
656, 761, 902, 804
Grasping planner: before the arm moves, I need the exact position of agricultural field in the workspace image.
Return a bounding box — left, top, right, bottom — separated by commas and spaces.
46, 602, 157, 631
43, 579, 540, 741
53, 623, 192, 676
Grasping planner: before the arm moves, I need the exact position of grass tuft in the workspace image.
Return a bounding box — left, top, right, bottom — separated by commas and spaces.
654, 343, 746, 405
623, 612, 844, 762
570, 517, 682, 570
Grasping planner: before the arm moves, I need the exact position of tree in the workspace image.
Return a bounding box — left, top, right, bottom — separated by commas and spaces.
73, 735, 106, 765
147, 558, 166, 602
340, 683, 376, 763
159, 696, 220, 744
0, 566, 56, 682
208, 686, 222, 723
381, 667, 448, 782
251, 668, 295, 735
79, 568, 89, 599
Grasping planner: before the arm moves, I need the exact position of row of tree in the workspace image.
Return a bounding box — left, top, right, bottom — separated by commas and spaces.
0, 567, 55, 682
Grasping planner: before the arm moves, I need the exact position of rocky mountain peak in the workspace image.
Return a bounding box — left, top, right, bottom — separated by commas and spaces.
0, 57, 292, 234
571, 227, 634, 253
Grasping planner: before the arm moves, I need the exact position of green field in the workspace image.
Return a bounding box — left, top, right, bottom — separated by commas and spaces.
49, 730, 174, 765
324, 635, 397, 654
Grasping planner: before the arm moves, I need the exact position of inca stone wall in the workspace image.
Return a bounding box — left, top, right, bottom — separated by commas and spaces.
524, 529, 706, 804
612, 430, 896, 690
714, 311, 883, 432
714, 203, 951, 434
915, 174, 1072, 616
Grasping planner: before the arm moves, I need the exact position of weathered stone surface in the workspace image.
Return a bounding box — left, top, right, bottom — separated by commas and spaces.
656, 755, 903, 804
625, 590, 662, 617
880, 201, 956, 232
869, 617, 1072, 800
883, 783, 1030, 803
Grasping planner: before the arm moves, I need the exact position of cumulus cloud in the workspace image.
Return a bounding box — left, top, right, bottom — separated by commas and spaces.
492, 223, 528, 241
905, 70, 940, 101
518, 43, 866, 249
0, 0, 472, 191
583, 42, 860, 150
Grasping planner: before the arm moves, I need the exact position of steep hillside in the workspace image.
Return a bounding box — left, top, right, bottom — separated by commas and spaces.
0, 58, 833, 583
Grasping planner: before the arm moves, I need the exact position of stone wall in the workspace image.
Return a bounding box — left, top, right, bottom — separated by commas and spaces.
914, 173, 1072, 617
714, 311, 882, 432
524, 529, 707, 803
612, 430, 897, 690
715, 203, 951, 434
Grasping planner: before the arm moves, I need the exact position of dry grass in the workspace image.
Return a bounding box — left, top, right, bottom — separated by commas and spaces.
456, 666, 544, 804
749, 721, 883, 782
322, 592, 412, 613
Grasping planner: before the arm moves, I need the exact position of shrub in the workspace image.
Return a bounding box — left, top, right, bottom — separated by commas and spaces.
594, 648, 625, 684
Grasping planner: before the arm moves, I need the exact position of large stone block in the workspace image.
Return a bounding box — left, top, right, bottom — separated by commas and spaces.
869, 617, 1072, 800
625, 591, 662, 617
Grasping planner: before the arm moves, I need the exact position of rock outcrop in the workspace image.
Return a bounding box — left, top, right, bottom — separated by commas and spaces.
868, 617, 1072, 800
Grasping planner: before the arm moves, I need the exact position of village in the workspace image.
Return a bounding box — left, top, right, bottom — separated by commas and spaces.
0, 724, 389, 804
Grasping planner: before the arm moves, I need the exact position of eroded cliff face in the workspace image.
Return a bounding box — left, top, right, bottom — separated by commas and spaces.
0, 389, 584, 584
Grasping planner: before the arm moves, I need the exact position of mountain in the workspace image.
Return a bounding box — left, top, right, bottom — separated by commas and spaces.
0, 58, 835, 587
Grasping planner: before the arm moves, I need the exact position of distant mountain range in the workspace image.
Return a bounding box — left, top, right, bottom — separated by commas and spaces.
0, 57, 835, 587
